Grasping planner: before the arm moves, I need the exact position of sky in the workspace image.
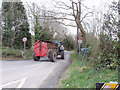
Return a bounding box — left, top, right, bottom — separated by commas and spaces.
0, 0, 118, 35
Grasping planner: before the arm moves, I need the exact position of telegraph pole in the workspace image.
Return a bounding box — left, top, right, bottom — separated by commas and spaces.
77, 27, 79, 42
76, 27, 79, 52
77, 27, 79, 51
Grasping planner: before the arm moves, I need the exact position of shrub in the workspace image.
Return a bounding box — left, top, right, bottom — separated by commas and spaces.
85, 33, 118, 70
2, 47, 22, 58
2, 47, 34, 59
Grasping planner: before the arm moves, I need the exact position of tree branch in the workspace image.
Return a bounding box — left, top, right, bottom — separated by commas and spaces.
72, 2, 76, 18
57, 21, 77, 27
59, 1, 72, 9
80, 12, 93, 22
53, 5, 72, 10
78, 1, 81, 20
36, 15, 75, 22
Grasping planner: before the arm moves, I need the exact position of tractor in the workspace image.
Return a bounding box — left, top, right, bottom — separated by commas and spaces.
33, 40, 64, 62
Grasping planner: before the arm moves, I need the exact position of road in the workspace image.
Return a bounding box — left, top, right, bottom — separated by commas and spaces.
0, 51, 72, 88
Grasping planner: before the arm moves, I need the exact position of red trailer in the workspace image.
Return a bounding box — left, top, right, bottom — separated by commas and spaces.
33, 40, 59, 62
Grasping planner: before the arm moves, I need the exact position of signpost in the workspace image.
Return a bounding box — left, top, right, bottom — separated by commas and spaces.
77, 39, 90, 68
22, 37, 27, 56
78, 39, 82, 56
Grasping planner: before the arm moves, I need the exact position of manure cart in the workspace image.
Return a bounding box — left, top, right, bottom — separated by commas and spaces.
33, 40, 64, 62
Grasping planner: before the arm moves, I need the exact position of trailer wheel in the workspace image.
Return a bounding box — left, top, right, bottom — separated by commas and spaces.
61, 51, 64, 59
49, 51, 57, 62
33, 54, 40, 61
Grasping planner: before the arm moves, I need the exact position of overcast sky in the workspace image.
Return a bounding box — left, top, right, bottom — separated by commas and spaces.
0, 0, 118, 35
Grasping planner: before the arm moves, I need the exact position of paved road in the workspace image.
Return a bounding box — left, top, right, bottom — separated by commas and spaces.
0, 51, 72, 88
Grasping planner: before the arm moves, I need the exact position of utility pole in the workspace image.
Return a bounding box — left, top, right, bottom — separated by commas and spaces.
77, 27, 79, 42
77, 27, 79, 49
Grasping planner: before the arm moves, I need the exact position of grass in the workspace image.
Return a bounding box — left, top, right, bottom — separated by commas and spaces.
58, 53, 118, 88
2, 47, 34, 60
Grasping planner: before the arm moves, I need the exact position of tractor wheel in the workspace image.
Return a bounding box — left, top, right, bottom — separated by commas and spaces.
61, 51, 64, 59
49, 51, 57, 62
33, 54, 40, 61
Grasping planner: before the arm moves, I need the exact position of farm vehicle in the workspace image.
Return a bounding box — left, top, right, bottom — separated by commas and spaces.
33, 40, 64, 62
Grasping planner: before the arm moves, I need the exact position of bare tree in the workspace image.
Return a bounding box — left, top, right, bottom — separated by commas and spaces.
26, 0, 93, 45
26, 2, 67, 41
47, 0, 93, 44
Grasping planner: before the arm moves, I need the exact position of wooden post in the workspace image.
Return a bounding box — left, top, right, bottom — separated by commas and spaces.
77, 27, 79, 51
77, 27, 79, 42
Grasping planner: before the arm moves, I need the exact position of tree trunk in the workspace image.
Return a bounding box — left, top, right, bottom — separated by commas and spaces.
76, 20, 86, 45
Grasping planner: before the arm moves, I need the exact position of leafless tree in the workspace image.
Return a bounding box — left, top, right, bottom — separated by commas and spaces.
26, 0, 94, 45
26, 2, 67, 42
46, 0, 93, 44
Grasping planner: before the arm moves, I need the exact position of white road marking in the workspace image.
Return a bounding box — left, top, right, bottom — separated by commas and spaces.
16, 77, 27, 88
0, 77, 27, 89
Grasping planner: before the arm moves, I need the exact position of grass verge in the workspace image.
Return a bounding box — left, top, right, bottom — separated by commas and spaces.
2, 47, 34, 60
58, 52, 118, 88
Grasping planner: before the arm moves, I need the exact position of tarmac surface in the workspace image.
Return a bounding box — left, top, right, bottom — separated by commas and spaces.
0, 51, 72, 88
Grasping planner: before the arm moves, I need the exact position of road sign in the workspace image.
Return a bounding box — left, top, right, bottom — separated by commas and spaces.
22, 37, 27, 42
78, 39, 82, 44
22, 37, 27, 57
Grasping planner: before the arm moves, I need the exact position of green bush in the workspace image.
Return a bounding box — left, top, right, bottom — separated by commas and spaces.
63, 35, 75, 50
85, 33, 118, 70
2, 47, 22, 58
2, 47, 34, 59
25, 48, 34, 59
90, 34, 117, 70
